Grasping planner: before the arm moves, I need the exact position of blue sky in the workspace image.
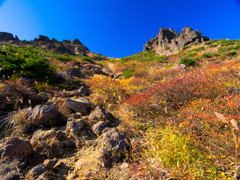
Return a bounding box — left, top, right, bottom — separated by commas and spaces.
0, 0, 240, 58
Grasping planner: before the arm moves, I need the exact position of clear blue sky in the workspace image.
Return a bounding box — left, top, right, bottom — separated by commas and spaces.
0, 0, 240, 58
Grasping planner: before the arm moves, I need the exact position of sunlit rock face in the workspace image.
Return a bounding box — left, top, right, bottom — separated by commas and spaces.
143, 27, 210, 55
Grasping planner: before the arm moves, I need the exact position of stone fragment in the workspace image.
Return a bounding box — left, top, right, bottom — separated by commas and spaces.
0, 137, 33, 159
43, 159, 59, 169
65, 98, 91, 114
66, 118, 86, 134
92, 121, 109, 136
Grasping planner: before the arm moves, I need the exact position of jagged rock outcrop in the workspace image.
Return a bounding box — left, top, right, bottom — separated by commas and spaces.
0, 32, 19, 41
143, 27, 209, 55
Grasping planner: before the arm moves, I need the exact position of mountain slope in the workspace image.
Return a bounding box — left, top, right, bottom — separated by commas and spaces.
0, 29, 240, 179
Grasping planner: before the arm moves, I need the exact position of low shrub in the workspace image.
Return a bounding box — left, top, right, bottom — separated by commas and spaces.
202, 52, 214, 58
224, 51, 237, 56
179, 57, 195, 66
122, 69, 135, 78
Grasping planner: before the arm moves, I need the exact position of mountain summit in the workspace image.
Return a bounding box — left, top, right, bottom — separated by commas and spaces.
143, 27, 209, 55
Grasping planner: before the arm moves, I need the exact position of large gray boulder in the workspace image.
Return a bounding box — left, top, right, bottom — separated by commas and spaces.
65, 98, 91, 114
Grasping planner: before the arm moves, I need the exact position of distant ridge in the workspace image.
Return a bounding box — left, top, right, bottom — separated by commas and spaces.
0, 32, 91, 56
143, 27, 210, 55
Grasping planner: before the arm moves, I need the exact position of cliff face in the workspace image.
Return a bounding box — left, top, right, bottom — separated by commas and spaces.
143, 27, 209, 55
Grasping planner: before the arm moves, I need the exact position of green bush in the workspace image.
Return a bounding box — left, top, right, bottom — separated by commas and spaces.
56, 55, 73, 61
182, 45, 190, 50
224, 51, 237, 56
122, 69, 135, 78
202, 52, 213, 58
179, 57, 195, 66
188, 52, 197, 57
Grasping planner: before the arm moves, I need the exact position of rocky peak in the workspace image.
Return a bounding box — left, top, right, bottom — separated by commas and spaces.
33, 35, 50, 42
0, 32, 19, 41
143, 27, 209, 55
71, 38, 83, 45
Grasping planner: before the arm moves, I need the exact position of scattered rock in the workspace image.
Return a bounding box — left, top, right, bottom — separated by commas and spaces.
65, 98, 91, 114
30, 129, 64, 158
43, 159, 59, 169
58, 72, 72, 80
61, 139, 75, 148
63, 86, 89, 97
28, 105, 58, 124
0, 137, 33, 159
66, 118, 86, 134
78, 86, 90, 96
173, 64, 187, 70
29, 163, 47, 179
0, 100, 6, 110
1, 173, 20, 180
18, 77, 35, 84
89, 106, 113, 122
100, 129, 130, 152
36, 92, 52, 104
67, 68, 82, 77
92, 121, 110, 136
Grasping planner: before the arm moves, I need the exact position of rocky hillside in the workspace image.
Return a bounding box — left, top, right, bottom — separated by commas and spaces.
0, 29, 240, 179
143, 27, 209, 55
0, 32, 106, 59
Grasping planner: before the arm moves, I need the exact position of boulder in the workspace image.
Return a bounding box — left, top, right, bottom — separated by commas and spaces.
30, 129, 64, 158
92, 121, 110, 136
89, 106, 113, 122
35, 92, 52, 104
65, 98, 91, 114
58, 72, 72, 79
43, 159, 59, 169
28, 105, 58, 124
173, 64, 187, 70
67, 68, 82, 77
78, 86, 90, 96
18, 77, 35, 84
0, 137, 33, 159
100, 128, 130, 152
1, 173, 20, 180
29, 164, 47, 179
66, 118, 85, 134
63, 86, 89, 97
